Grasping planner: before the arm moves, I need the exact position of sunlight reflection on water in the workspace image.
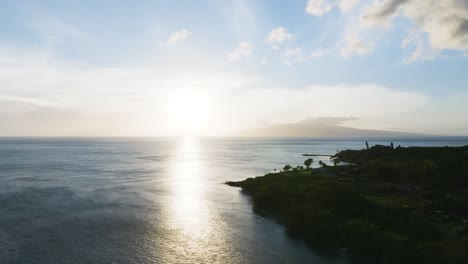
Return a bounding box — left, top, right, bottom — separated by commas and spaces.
4, 137, 458, 262
169, 138, 207, 236
161, 137, 232, 262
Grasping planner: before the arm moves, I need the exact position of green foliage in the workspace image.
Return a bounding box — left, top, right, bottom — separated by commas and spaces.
304, 158, 313, 169
333, 145, 468, 189
228, 145, 468, 263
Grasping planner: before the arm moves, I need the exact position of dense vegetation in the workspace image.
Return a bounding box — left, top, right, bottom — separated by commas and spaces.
227, 145, 468, 263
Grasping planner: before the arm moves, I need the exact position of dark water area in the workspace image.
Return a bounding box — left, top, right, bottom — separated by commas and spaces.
1, 137, 467, 263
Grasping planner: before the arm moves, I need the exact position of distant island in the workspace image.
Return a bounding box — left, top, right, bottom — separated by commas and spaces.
234, 117, 427, 137
227, 144, 468, 263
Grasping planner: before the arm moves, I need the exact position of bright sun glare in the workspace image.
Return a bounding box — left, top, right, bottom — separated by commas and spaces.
168, 90, 211, 135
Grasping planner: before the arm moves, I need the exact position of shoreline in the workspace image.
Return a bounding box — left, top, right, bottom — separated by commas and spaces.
227, 145, 468, 263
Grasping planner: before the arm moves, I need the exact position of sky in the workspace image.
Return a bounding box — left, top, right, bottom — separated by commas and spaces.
0, 0, 467, 136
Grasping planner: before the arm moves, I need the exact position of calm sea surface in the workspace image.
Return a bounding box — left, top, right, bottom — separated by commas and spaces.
1, 137, 467, 263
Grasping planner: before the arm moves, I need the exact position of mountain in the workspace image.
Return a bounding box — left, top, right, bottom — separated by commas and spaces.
234, 117, 426, 138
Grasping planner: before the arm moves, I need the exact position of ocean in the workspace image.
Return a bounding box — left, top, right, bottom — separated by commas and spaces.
1, 137, 467, 263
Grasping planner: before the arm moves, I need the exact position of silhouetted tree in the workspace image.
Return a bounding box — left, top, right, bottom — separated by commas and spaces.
304, 158, 313, 169
333, 158, 339, 166
390, 142, 394, 149
366, 141, 369, 150
283, 164, 292, 172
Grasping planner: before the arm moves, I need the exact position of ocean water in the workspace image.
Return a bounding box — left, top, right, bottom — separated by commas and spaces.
1, 137, 467, 264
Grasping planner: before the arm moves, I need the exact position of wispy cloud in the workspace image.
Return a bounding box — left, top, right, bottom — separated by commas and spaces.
227, 42, 252, 62
0, 45, 260, 135
284, 48, 304, 65
401, 35, 438, 63
0, 94, 58, 108
166, 29, 192, 46
306, 0, 360, 16
340, 38, 373, 57
33, 16, 93, 45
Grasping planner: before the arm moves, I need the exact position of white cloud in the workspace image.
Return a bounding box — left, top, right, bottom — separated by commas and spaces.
339, 0, 360, 12
227, 42, 252, 62
340, 38, 373, 57
0, 45, 261, 136
306, 0, 333, 16
402, 37, 438, 63
306, 0, 359, 16
1, 45, 466, 136
260, 58, 268, 65
166, 29, 192, 46
362, 0, 468, 60
266, 27, 294, 48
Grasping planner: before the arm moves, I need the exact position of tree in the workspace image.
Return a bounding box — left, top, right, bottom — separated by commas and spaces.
366, 141, 369, 150
318, 160, 326, 168
333, 158, 339, 166
304, 158, 314, 169
283, 164, 292, 172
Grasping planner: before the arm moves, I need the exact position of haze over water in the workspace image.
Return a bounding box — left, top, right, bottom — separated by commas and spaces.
1, 137, 467, 263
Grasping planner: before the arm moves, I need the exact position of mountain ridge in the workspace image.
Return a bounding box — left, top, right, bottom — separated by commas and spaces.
234, 117, 427, 138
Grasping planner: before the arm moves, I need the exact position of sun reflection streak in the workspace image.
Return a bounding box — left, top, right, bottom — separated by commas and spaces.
169, 137, 209, 236
154, 137, 236, 262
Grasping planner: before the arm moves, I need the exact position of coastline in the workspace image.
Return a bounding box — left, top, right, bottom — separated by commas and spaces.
227, 145, 468, 263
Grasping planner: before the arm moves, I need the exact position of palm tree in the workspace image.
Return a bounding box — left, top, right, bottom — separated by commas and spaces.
304, 158, 313, 169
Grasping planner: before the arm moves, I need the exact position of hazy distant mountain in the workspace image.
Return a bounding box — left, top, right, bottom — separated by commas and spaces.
234, 117, 425, 138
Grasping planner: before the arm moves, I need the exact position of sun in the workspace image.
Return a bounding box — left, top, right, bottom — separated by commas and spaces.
167, 90, 211, 135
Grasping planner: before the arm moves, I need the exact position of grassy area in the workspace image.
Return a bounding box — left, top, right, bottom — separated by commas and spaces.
227, 145, 468, 263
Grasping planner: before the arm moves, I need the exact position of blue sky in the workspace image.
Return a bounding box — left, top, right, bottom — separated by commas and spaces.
0, 0, 467, 136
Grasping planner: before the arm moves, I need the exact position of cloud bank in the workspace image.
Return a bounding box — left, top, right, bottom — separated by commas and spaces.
1, 44, 467, 136
307, 0, 468, 61
363, 0, 468, 60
